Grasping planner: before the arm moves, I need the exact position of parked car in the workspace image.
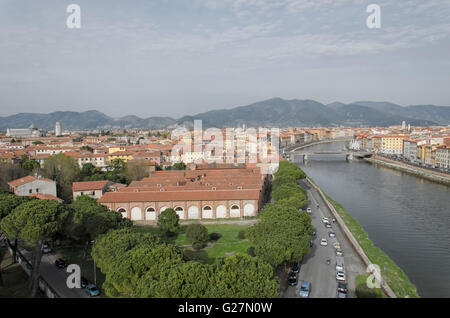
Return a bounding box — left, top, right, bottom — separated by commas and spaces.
291, 262, 300, 274
320, 239, 328, 246
322, 217, 329, 223
85, 284, 101, 297
42, 244, 52, 254
337, 290, 347, 298
299, 281, 311, 298
333, 242, 341, 249
336, 261, 344, 272
80, 277, 89, 289
325, 223, 332, 229
337, 282, 348, 294
336, 249, 344, 256
288, 272, 298, 286
328, 231, 336, 238
306, 208, 312, 214
336, 271, 346, 282
55, 258, 68, 269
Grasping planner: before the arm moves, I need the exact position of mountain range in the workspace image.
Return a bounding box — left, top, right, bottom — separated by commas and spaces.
1, 98, 449, 131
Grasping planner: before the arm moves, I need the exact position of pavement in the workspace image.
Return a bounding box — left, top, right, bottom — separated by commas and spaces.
283, 180, 365, 298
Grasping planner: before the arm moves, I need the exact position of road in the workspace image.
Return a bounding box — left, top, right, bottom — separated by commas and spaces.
283, 180, 365, 298
20, 248, 88, 298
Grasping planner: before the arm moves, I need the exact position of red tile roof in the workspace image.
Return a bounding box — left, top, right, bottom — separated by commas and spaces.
72, 180, 110, 192
8, 175, 55, 188
98, 189, 260, 203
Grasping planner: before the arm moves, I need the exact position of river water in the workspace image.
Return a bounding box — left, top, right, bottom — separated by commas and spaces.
294, 142, 450, 298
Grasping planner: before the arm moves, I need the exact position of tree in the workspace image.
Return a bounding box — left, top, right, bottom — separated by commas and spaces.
0, 193, 35, 263
92, 228, 183, 297
0, 163, 27, 192
105, 158, 129, 184
125, 160, 149, 181
138, 261, 213, 298
42, 153, 80, 202
80, 146, 94, 153
157, 208, 179, 235
186, 224, 209, 248
0, 199, 69, 297
209, 254, 279, 298
20, 155, 39, 172
66, 196, 132, 255
32, 141, 44, 145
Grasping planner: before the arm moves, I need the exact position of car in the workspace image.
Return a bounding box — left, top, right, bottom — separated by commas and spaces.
333, 242, 341, 249
325, 223, 332, 228
336, 249, 344, 256
80, 277, 89, 289
55, 258, 68, 269
336, 271, 346, 281
322, 217, 329, 223
299, 281, 311, 298
337, 282, 348, 294
306, 208, 312, 214
336, 262, 344, 272
85, 284, 101, 297
328, 231, 336, 237
291, 262, 300, 274
288, 272, 298, 286
42, 244, 52, 254
337, 290, 347, 298
320, 239, 328, 246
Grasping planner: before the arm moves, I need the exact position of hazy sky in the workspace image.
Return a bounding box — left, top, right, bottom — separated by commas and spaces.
1, 0, 450, 118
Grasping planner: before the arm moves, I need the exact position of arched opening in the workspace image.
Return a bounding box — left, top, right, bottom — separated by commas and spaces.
244, 204, 255, 217
188, 206, 199, 219
117, 207, 127, 219
202, 205, 213, 219
145, 207, 156, 220
131, 207, 142, 221
175, 206, 184, 219
216, 205, 226, 218
230, 205, 240, 218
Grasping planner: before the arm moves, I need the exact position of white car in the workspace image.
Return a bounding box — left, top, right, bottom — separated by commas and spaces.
329, 231, 336, 238
336, 262, 344, 272
336, 271, 346, 281
306, 208, 312, 214
322, 217, 329, 223
320, 239, 328, 246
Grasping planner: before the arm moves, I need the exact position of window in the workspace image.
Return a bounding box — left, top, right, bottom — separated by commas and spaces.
146, 207, 156, 212
36, 188, 39, 193
29, 189, 32, 194
175, 207, 184, 212
231, 205, 240, 210
203, 206, 212, 211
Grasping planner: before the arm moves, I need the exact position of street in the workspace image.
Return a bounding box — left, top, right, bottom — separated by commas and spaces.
20, 248, 88, 298
283, 180, 365, 298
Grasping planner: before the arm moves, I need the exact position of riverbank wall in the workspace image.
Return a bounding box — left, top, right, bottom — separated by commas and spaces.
365, 156, 450, 186
306, 177, 419, 298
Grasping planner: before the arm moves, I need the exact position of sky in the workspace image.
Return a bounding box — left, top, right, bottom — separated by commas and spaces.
0, 0, 450, 119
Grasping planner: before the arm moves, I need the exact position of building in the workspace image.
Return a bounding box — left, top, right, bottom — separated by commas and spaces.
98, 166, 269, 221
55, 122, 62, 136
6, 124, 44, 138
8, 175, 57, 197
436, 146, 450, 170
72, 180, 112, 200
403, 140, 419, 162
380, 135, 407, 154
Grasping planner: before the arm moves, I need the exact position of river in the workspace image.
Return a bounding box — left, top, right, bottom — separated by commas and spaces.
294, 141, 450, 298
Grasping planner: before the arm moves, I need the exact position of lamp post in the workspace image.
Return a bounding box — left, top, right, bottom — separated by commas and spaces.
91, 240, 96, 286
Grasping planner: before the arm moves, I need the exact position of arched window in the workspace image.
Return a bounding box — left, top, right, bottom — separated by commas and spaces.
117, 208, 127, 213
202, 206, 212, 211
231, 205, 240, 210
145, 207, 155, 212
175, 207, 184, 212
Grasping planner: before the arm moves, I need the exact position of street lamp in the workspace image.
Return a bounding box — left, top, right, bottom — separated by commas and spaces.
91, 240, 97, 286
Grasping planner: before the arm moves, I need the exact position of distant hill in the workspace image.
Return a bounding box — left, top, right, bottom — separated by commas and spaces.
1, 98, 448, 131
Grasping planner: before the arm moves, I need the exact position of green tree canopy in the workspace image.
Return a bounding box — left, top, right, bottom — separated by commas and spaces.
186, 224, 209, 245
42, 153, 80, 202
157, 208, 180, 235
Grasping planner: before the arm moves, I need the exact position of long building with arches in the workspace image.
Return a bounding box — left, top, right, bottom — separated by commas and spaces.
97, 165, 270, 221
